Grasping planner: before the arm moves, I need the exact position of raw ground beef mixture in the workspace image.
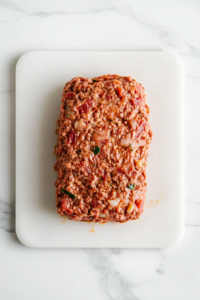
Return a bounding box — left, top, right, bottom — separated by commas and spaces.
54, 75, 152, 223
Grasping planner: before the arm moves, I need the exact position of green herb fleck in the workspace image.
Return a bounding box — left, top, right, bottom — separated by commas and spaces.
77, 150, 81, 154
131, 148, 133, 152
93, 164, 95, 167
92, 146, 100, 155
73, 174, 76, 177
110, 184, 112, 187
61, 188, 76, 199
92, 79, 97, 82
127, 184, 136, 190
129, 144, 132, 147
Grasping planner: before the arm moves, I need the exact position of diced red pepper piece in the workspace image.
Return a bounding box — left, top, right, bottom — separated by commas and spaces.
102, 170, 107, 182
95, 139, 108, 159
135, 120, 146, 138
136, 84, 141, 93
65, 208, 73, 214
130, 97, 143, 109
102, 208, 109, 215
65, 92, 75, 100
99, 138, 109, 145
92, 199, 98, 208
136, 200, 144, 215
69, 130, 76, 145
78, 98, 93, 114
117, 167, 126, 174
79, 162, 91, 176
101, 91, 106, 98
61, 199, 73, 214
98, 146, 106, 159
116, 86, 123, 97
85, 166, 91, 176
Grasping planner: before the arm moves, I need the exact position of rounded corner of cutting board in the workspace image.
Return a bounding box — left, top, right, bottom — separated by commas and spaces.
164, 51, 185, 73
16, 51, 39, 73
15, 222, 35, 248
164, 225, 185, 248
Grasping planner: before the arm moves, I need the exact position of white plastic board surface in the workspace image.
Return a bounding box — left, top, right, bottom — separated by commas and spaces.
16, 51, 184, 248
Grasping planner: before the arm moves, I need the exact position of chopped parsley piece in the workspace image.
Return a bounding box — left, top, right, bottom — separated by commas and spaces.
110, 184, 112, 187
61, 188, 76, 199
129, 144, 133, 152
92, 145, 100, 155
92, 78, 97, 82
77, 150, 81, 154
73, 174, 76, 177
127, 184, 136, 190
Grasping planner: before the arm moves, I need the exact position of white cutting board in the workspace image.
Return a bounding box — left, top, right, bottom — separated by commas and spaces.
16, 51, 184, 248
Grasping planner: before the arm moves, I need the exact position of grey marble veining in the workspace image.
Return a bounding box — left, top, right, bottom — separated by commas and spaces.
0, 200, 15, 232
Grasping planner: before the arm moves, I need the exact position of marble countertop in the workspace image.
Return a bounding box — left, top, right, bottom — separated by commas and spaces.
1, 0, 200, 299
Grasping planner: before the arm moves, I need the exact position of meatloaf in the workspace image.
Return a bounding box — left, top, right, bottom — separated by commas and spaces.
54, 75, 152, 223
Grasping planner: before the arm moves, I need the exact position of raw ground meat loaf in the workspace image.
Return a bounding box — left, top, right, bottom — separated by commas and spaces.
54, 75, 152, 223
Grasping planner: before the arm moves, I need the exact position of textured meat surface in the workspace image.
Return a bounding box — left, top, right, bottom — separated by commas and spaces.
54, 75, 152, 223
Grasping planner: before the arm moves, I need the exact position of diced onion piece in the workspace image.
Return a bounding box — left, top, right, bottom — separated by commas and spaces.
108, 205, 113, 210
127, 203, 134, 214
74, 119, 83, 129
123, 199, 130, 205
120, 138, 131, 147
136, 159, 143, 168
108, 198, 120, 207
74, 121, 80, 129
66, 104, 75, 118
100, 213, 108, 218
67, 110, 75, 118
91, 122, 96, 128
93, 94, 99, 101
130, 87, 135, 96
129, 119, 137, 129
